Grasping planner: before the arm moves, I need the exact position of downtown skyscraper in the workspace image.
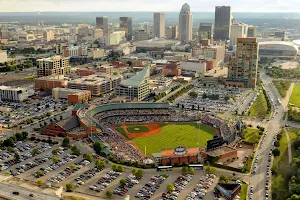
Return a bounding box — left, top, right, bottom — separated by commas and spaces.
120, 17, 133, 41
214, 6, 232, 41
153, 12, 165, 38
179, 3, 192, 43
96, 16, 108, 34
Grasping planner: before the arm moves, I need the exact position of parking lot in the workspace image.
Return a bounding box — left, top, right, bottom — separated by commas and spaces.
174, 86, 244, 113
72, 167, 217, 200
0, 95, 69, 128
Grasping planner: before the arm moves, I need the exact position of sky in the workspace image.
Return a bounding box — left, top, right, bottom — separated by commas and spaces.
0, 0, 300, 12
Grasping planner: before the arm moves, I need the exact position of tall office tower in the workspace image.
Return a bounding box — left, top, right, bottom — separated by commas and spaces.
96, 16, 109, 34
166, 26, 178, 39
153, 12, 165, 38
214, 6, 232, 41
179, 3, 192, 43
247, 26, 257, 37
199, 23, 214, 42
230, 23, 248, 46
143, 23, 151, 35
226, 38, 258, 88
120, 17, 133, 41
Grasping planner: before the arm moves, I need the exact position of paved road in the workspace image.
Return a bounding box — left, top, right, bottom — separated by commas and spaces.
248, 70, 296, 200
0, 182, 59, 200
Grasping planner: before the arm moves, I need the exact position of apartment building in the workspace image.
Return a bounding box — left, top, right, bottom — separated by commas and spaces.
37, 56, 70, 77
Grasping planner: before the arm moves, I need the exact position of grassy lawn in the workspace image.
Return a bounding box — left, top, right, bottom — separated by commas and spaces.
24, 75, 37, 80
248, 92, 269, 119
273, 80, 291, 97
290, 84, 300, 107
272, 130, 289, 200
242, 128, 261, 144
239, 184, 248, 200
132, 123, 216, 155
126, 125, 149, 133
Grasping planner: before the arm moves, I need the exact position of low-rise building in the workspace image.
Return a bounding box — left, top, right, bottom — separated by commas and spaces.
105, 31, 125, 46
115, 64, 150, 101
68, 74, 122, 96
192, 43, 225, 70
162, 61, 182, 77
97, 64, 114, 75
87, 48, 105, 59
52, 87, 91, 104
34, 75, 68, 90
114, 44, 136, 55
120, 56, 149, 67
133, 38, 180, 50
149, 77, 172, 88
75, 69, 96, 76
181, 59, 207, 73
18, 33, 35, 43
134, 29, 149, 41
0, 86, 34, 102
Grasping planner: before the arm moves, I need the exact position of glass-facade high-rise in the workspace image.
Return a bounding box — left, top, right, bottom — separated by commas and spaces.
96, 16, 108, 34
214, 6, 232, 41
120, 17, 133, 41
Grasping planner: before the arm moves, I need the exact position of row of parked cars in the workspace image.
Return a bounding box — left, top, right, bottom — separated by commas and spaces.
186, 174, 216, 200
113, 174, 140, 196
2, 143, 51, 168
135, 175, 167, 199
47, 159, 88, 184
74, 166, 104, 187
162, 174, 193, 200
89, 171, 121, 193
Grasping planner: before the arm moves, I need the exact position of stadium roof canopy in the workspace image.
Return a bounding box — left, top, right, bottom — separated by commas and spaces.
119, 64, 150, 87
85, 102, 169, 118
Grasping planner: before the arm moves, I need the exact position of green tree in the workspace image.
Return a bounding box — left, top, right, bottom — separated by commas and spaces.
106, 190, 113, 198
8, 147, 14, 152
93, 142, 103, 154
36, 170, 43, 176
70, 164, 77, 170
205, 166, 217, 175
52, 149, 58, 155
62, 137, 70, 147
120, 178, 126, 186
272, 148, 280, 157
127, 61, 133, 66
83, 153, 93, 162
15, 132, 23, 141
112, 164, 118, 172
66, 183, 74, 192
32, 148, 39, 155
117, 165, 124, 172
219, 175, 230, 183
181, 166, 188, 175
167, 184, 175, 192
135, 169, 144, 179
95, 160, 105, 169
132, 168, 138, 175
14, 153, 20, 160
52, 157, 59, 163
188, 91, 198, 98
224, 96, 230, 101
188, 167, 195, 175
37, 179, 44, 186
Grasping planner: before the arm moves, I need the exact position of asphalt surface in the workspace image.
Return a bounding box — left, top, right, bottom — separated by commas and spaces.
248, 70, 287, 200
0, 182, 59, 200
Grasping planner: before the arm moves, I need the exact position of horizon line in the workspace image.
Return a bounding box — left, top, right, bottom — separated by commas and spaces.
0, 11, 299, 13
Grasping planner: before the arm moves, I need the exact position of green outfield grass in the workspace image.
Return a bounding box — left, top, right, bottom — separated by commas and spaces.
126, 125, 149, 133
290, 84, 300, 107
131, 123, 216, 155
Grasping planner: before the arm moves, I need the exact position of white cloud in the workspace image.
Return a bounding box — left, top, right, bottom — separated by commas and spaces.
0, 0, 300, 12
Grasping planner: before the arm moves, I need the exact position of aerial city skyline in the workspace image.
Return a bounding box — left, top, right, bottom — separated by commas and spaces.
0, 1, 300, 200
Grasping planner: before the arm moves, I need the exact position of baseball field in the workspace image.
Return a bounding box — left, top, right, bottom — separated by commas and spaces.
113, 123, 217, 155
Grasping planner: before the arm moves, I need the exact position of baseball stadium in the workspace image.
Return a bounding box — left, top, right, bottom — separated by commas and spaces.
73, 102, 238, 165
